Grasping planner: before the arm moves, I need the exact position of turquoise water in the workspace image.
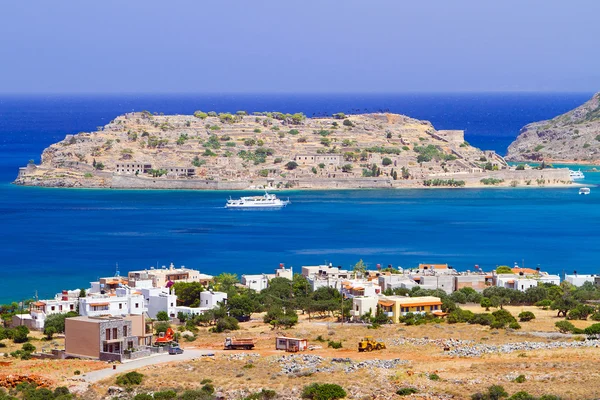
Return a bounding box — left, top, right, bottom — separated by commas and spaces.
0, 93, 597, 303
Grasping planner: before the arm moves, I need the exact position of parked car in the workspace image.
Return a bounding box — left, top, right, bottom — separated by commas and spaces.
168, 343, 184, 355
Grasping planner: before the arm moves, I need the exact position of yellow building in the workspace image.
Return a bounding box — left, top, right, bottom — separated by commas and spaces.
377, 296, 443, 323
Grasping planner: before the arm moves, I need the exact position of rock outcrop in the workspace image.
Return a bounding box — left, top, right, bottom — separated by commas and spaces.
506, 92, 600, 162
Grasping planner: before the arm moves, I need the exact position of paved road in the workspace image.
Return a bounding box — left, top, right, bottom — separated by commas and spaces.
83, 349, 213, 383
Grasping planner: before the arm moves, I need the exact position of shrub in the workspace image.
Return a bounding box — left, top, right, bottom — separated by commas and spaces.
514, 374, 526, 383
342, 119, 354, 127
591, 312, 600, 321
54, 387, 70, 397
555, 320, 576, 333
285, 161, 298, 170
396, 387, 418, 396
21, 343, 35, 352
584, 323, 600, 336
508, 392, 535, 400
133, 394, 153, 400
447, 309, 474, 324
153, 390, 177, 400
211, 316, 239, 333
535, 299, 552, 309
382, 157, 392, 166
491, 309, 516, 326
509, 322, 522, 330
156, 311, 170, 321
73, 370, 81, 375
244, 389, 277, 400
429, 373, 440, 381
518, 311, 535, 322
116, 371, 144, 386
302, 383, 346, 400
469, 313, 495, 326
327, 340, 342, 349
12, 326, 29, 343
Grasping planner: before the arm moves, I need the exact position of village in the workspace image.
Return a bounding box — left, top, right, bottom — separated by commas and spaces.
2, 261, 600, 399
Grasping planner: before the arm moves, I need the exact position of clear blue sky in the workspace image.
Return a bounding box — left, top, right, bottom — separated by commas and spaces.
1, 0, 599, 93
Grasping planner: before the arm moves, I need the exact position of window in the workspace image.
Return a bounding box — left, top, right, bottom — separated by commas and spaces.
106, 329, 111, 340
51, 306, 55, 311
70, 304, 74, 310
113, 328, 118, 339
123, 326, 127, 337
119, 303, 122, 310
170, 303, 174, 307
135, 303, 139, 308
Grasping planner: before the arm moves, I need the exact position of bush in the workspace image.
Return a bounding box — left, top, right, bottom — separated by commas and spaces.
116, 371, 144, 386
153, 390, 177, 400
73, 370, 81, 375
584, 323, 600, 336
508, 392, 535, 400
429, 373, 440, 381
471, 385, 508, 400
244, 389, 277, 400
447, 309, 474, 324
396, 387, 418, 396
12, 326, 29, 343
302, 383, 346, 400
509, 322, 522, 330
21, 343, 35, 352
469, 313, 495, 326
518, 311, 535, 322
156, 311, 170, 321
591, 312, 600, 321
535, 299, 552, 309
327, 340, 342, 349
133, 394, 153, 400
514, 374, 526, 383
555, 320, 576, 333
342, 119, 353, 127
285, 161, 298, 170
382, 157, 392, 166
211, 316, 239, 333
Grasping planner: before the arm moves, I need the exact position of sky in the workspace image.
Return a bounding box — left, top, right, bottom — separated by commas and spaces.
0, 0, 599, 94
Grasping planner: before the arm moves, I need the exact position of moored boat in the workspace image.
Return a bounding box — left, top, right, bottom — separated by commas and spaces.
570, 169, 585, 180
579, 187, 591, 195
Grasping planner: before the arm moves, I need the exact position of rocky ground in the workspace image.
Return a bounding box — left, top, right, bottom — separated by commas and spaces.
14, 110, 543, 190
506, 92, 600, 163
4, 305, 600, 399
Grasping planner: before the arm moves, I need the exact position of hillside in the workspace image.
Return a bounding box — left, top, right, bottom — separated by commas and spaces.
15, 110, 570, 189
506, 92, 600, 162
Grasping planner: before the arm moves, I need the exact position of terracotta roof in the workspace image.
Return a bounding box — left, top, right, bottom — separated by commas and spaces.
511, 267, 538, 275
378, 300, 395, 307
32, 301, 46, 307
400, 301, 442, 307
432, 311, 448, 316
419, 264, 448, 269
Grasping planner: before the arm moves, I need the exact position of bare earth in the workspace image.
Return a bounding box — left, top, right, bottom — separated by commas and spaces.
4, 305, 600, 399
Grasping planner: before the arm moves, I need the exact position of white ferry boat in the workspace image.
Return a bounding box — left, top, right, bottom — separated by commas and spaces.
225, 192, 290, 209
569, 169, 585, 180
579, 187, 591, 195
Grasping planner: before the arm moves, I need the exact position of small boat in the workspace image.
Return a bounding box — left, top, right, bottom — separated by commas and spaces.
579, 187, 591, 195
570, 169, 585, 180
225, 192, 290, 209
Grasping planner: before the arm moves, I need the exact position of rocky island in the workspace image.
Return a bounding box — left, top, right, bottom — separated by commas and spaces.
506, 92, 600, 163
15, 111, 571, 190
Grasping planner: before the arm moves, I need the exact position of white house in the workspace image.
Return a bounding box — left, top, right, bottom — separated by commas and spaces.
241, 274, 270, 291
350, 296, 379, 320
200, 291, 227, 308
495, 274, 539, 292
341, 279, 381, 298
15, 290, 81, 330
141, 287, 177, 319
79, 287, 147, 317
565, 274, 599, 287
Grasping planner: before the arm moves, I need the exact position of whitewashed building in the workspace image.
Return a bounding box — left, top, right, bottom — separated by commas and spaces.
141, 287, 177, 319
79, 287, 147, 317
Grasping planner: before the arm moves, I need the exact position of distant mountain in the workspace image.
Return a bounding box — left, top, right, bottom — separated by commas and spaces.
506, 92, 600, 162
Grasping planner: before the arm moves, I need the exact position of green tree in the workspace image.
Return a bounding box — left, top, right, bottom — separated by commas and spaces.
172, 282, 204, 307
12, 325, 29, 343
44, 312, 77, 334
353, 259, 366, 275
227, 294, 259, 320
156, 311, 170, 321
382, 157, 392, 166
480, 298, 493, 311
495, 266, 513, 274
285, 161, 298, 170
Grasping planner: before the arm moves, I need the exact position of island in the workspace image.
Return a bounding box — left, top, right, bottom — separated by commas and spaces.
15, 111, 571, 189
506, 92, 600, 163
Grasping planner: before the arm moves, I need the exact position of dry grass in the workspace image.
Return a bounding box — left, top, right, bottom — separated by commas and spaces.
5, 308, 600, 399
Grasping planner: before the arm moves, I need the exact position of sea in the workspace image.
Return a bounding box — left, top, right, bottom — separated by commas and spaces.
0, 92, 597, 304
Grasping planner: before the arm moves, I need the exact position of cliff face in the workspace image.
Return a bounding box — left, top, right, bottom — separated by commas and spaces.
15, 110, 567, 190
506, 92, 600, 162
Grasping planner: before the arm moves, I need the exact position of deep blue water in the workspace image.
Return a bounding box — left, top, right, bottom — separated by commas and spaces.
0, 93, 596, 303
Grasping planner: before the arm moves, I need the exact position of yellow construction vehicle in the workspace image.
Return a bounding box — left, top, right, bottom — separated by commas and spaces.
357, 336, 386, 352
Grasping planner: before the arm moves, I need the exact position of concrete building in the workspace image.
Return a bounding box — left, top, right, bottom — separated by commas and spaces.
565, 274, 600, 287
378, 274, 419, 292
16, 290, 81, 330
377, 296, 443, 323
128, 264, 213, 288
454, 274, 491, 292
350, 296, 379, 320
413, 275, 455, 294
141, 287, 177, 319
495, 275, 539, 291
65, 314, 152, 361
200, 291, 227, 309
89, 276, 130, 295
79, 287, 147, 317
241, 265, 293, 292
341, 280, 381, 298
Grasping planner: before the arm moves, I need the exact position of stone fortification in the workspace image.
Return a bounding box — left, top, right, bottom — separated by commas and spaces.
15, 110, 573, 190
